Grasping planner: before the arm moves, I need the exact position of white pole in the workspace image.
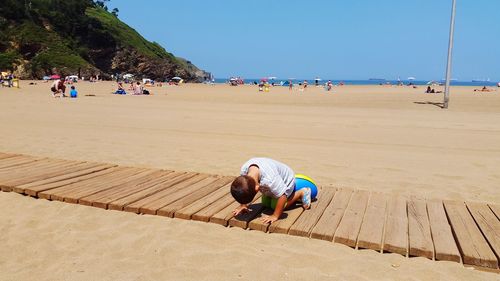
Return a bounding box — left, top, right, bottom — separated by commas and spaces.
443, 0, 457, 109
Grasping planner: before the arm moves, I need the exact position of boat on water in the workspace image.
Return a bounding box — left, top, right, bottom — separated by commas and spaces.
472, 78, 490, 82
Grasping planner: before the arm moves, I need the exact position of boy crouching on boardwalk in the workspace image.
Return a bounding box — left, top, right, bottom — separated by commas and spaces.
231, 157, 316, 224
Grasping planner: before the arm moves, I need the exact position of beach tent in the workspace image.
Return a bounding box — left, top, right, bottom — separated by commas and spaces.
42, 76, 50, 81
50, 75, 61, 80
123, 74, 134, 79
171, 77, 182, 80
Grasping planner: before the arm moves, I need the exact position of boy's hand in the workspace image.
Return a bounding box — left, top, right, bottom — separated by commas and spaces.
233, 205, 249, 216
261, 215, 278, 224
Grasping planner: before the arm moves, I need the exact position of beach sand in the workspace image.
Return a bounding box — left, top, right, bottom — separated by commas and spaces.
0, 82, 499, 280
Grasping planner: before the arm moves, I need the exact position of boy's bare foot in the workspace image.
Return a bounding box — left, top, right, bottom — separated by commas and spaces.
302, 188, 311, 209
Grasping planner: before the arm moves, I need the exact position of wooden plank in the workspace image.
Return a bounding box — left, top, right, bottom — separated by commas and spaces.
269, 205, 305, 234
383, 196, 408, 256
467, 202, 500, 260
444, 200, 498, 269
427, 200, 461, 263
77, 170, 163, 206
489, 204, 500, 220
246, 207, 274, 232
22, 164, 117, 197
138, 175, 220, 215
38, 167, 133, 200
12, 163, 112, 194
357, 193, 387, 251
310, 189, 353, 241
0, 158, 58, 176
157, 177, 233, 217
289, 188, 336, 237
0, 156, 39, 169
408, 198, 434, 259
87, 170, 175, 209
122, 174, 209, 213
63, 169, 152, 204
0, 161, 87, 192
108, 172, 197, 211
175, 182, 232, 220
210, 194, 262, 226
193, 193, 236, 223
227, 194, 265, 229
334, 190, 370, 247
78, 169, 163, 208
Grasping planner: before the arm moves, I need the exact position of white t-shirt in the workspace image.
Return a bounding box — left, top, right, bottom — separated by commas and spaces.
240, 158, 295, 198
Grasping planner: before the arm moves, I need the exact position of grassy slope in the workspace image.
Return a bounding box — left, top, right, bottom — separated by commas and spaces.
85, 7, 178, 62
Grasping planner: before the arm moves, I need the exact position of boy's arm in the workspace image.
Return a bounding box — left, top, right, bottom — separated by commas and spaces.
262, 194, 287, 224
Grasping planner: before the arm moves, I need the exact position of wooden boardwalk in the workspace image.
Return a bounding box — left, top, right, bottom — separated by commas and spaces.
1, 153, 499, 271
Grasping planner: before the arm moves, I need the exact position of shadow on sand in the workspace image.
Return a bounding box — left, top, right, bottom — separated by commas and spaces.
413, 101, 445, 109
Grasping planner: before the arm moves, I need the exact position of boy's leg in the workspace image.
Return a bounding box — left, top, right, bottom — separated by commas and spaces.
285, 188, 311, 209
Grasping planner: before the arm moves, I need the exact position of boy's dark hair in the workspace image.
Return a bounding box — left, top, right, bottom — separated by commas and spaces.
230, 175, 257, 204
71, 86, 75, 89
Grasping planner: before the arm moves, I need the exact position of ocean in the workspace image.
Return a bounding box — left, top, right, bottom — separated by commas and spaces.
214, 78, 499, 87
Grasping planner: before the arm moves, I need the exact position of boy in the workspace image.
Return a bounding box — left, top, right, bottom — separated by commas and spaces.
231, 157, 312, 224
70, 86, 78, 98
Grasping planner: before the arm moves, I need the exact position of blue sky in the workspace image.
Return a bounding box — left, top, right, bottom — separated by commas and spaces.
109, 0, 499, 81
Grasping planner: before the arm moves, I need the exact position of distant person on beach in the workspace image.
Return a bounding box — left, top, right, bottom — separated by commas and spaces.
231, 158, 313, 224
288, 80, 293, 91
70, 86, 78, 98
115, 82, 127, 95
474, 86, 494, 92
133, 82, 143, 95
327, 80, 333, 91
50, 78, 66, 97
303, 80, 308, 90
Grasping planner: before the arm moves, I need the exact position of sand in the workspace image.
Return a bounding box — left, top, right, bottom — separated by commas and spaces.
0, 81, 499, 280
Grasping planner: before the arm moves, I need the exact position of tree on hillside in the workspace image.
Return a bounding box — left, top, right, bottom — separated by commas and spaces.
111, 8, 119, 17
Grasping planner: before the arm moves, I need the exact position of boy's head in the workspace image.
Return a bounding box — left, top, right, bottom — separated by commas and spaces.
230, 175, 257, 204
71, 86, 75, 90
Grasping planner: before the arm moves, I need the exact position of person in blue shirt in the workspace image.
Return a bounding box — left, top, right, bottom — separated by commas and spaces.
70, 86, 78, 98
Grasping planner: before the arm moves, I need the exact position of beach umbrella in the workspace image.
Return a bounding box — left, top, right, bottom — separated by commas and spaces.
171, 77, 182, 80
50, 75, 60, 80
408, 77, 416, 81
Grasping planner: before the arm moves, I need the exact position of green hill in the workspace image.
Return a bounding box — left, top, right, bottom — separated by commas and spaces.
0, 0, 208, 81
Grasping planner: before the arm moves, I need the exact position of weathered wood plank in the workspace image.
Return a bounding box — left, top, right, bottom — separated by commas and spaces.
38, 167, 132, 200
12, 163, 109, 194
489, 204, 500, 220
175, 182, 232, 220
383, 196, 408, 256
247, 207, 274, 232
0, 158, 61, 177
88, 170, 174, 209
0, 153, 18, 160
444, 201, 498, 269
65, 169, 152, 204
192, 193, 235, 222
408, 198, 434, 259
137, 175, 219, 215
108, 172, 197, 211
0, 161, 88, 192
334, 190, 370, 247
210, 194, 262, 226
77, 170, 162, 206
123, 174, 210, 213
23, 165, 117, 197
427, 200, 461, 263
269, 205, 305, 234
466, 202, 500, 260
0, 156, 39, 169
289, 188, 335, 237
310, 189, 353, 241
157, 177, 233, 217
357, 192, 387, 252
